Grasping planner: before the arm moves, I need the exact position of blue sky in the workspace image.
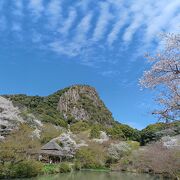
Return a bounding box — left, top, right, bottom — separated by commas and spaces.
0, 0, 179, 129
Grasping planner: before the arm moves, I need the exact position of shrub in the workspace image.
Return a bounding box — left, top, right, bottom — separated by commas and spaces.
0, 160, 43, 178
90, 125, 101, 139
107, 125, 124, 140
12, 160, 43, 178
70, 121, 90, 134
141, 121, 180, 145
140, 123, 166, 145
0, 124, 41, 164
107, 124, 141, 141
75, 147, 103, 169
42, 164, 58, 174
74, 161, 81, 170
59, 163, 71, 173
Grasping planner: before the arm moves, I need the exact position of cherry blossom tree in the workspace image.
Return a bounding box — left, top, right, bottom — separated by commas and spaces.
140, 33, 180, 123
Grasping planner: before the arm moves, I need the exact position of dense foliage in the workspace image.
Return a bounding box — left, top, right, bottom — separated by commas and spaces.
90, 125, 101, 139
141, 121, 180, 145
75, 147, 105, 169
0, 160, 43, 178
4, 92, 68, 127
0, 124, 43, 178
58, 163, 71, 173
70, 121, 90, 134
107, 123, 140, 141
78, 92, 114, 125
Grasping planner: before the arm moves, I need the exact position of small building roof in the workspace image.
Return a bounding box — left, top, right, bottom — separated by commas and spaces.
40, 141, 64, 157
41, 141, 62, 151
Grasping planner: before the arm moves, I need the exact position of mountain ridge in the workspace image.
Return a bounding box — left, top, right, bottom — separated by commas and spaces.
2, 84, 114, 128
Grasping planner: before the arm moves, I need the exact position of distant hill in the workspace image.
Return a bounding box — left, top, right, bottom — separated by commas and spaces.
3, 85, 114, 127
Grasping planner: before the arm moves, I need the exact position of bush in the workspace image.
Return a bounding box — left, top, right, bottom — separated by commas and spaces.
107, 124, 141, 141
140, 123, 166, 145
74, 161, 82, 170
90, 125, 101, 139
107, 125, 124, 140
0, 160, 43, 178
13, 160, 43, 178
42, 164, 58, 174
75, 148, 103, 169
59, 163, 71, 173
70, 121, 90, 134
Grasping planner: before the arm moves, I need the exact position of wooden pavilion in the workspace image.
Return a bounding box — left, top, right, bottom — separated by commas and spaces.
40, 141, 64, 163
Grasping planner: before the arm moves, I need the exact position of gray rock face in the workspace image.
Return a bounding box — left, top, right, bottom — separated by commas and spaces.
0, 96, 24, 134
57, 86, 90, 120
57, 85, 114, 124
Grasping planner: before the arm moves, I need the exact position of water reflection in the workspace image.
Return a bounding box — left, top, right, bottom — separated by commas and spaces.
17, 171, 161, 180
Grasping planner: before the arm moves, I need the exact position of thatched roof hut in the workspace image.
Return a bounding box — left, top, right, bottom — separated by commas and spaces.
40, 141, 64, 157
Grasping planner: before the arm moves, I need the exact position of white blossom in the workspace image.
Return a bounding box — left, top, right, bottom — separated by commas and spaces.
140, 33, 180, 122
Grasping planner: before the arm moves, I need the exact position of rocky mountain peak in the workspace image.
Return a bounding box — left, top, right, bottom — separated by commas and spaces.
56, 85, 114, 125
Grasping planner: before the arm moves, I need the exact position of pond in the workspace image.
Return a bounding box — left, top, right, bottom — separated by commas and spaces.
16, 170, 161, 180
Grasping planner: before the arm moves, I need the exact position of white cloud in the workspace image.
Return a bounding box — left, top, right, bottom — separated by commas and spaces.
58, 8, 77, 35
75, 12, 93, 42
92, 2, 113, 41
49, 41, 81, 57
144, 0, 180, 42
1, 0, 179, 65
123, 14, 143, 42
46, 0, 62, 28
107, 13, 128, 45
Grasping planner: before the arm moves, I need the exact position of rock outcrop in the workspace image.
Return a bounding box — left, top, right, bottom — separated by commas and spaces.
57, 85, 114, 125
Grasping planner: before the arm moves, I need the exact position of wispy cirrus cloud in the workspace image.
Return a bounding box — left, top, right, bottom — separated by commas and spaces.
107, 12, 128, 46
46, 0, 62, 28
75, 12, 93, 42
92, 2, 113, 42
0, 0, 179, 69
58, 8, 77, 36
